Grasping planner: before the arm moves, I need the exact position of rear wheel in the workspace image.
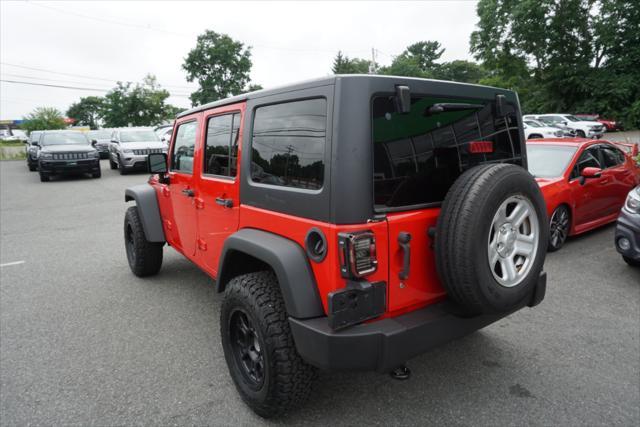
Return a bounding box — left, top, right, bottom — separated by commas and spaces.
623, 256, 640, 267
548, 205, 570, 252
221, 271, 316, 418
124, 206, 163, 277
435, 164, 548, 314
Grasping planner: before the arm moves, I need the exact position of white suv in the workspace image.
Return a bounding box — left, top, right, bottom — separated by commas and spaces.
522, 119, 564, 139
525, 114, 605, 139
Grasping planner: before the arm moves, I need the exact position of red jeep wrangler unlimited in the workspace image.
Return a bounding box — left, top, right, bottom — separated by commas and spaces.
123, 75, 548, 417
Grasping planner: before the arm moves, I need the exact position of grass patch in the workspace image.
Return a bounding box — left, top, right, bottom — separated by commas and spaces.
0, 140, 26, 147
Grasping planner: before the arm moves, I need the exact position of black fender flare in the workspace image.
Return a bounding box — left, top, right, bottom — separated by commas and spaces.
124, 185, 166, 243
217, 228, 324, 319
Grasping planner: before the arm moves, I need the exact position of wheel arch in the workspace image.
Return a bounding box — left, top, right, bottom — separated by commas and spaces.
124, 185, 165, 243
217, 228, 325, 319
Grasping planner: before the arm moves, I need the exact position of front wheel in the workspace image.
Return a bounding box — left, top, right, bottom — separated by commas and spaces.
124, 206, 163, 277
92, 165, 102, 179
548, 205, 570, 252
39, 172, 50, 182
221, 271, 316, 418
118, 156, 128, 175
576, 130, 586, 138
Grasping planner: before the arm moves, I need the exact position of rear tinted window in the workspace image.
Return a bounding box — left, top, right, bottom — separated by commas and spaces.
373, 95, 520, 209
251, 99, 326, 190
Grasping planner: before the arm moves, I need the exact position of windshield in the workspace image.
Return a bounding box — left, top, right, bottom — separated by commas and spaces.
120, 130, 158, 143
42, 132, 89, 146
524, 120, 542, 128
527, 144, 577, 178
87, 130, 111, 139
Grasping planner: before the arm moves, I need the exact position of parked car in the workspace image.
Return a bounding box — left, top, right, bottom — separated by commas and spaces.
576, 114, 623, 132
154, 124, 173, 144
527, 138, 640, 251
527, 114, 605, 139
36, 131, 101, 182
122, 76, 548, 417
26, 130, 44, 171
109, 127, 166, 175
615, 186, 640, 266
523, 116, 576, 137
523, 120, 564, 139
86, 129, 112, 159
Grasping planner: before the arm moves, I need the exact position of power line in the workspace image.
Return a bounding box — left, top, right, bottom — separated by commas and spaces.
0, 79, 191, 98
0, 62, 197, 90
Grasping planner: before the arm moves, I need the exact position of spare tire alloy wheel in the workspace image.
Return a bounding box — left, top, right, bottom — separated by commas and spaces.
435, 164, 548, 315
487, 196, 540, 288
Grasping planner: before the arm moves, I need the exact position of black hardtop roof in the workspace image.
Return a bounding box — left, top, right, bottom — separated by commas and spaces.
176, 74, 512, 119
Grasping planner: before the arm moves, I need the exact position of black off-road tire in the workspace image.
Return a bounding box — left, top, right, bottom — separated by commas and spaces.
548, 205, 570, 252
435, 164, 548, 315
623, 256, 640, 267
124, 206, 163, 277
39, 172, 50, 182
221, 271, 316, 418
109, 157, 118, 170
28, 162, 37, 172
92, 166, 102, 179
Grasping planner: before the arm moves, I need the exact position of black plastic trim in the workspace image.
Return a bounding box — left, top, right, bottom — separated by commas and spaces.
124, 185, 166, 243
216, 228, 325, 319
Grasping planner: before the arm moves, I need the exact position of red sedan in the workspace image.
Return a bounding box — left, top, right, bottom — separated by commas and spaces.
527, 139, 640, 251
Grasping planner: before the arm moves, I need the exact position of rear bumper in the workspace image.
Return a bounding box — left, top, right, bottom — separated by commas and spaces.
290, 272, 546, 373
39, 159, 100, 174
615, 211, 640, 260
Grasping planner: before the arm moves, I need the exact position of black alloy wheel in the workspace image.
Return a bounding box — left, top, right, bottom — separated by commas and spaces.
229, 308, 265, 388
548, 205, 570, 252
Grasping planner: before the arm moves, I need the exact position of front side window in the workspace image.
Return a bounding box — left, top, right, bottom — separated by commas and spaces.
571, 147, 601, 179
204, 113, 240, 177
251, 98, 326, 190
372, 95, 520, 209
170, 121, 197, 174
601, 145, 624, 168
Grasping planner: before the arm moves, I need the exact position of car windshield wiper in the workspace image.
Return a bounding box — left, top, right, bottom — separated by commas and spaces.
424, 103, 484, 116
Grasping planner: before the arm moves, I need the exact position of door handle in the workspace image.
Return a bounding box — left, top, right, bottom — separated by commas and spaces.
398, 232, 411, 280
215, 197, 233, 208
181, 188, 195, 197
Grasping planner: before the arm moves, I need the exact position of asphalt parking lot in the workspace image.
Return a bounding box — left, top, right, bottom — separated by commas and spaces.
1, 158, 638, 426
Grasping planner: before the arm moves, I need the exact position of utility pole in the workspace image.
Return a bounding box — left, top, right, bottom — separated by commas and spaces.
369, 48, 377, 74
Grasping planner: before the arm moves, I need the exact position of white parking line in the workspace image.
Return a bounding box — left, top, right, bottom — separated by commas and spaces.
0, 261, 25, 268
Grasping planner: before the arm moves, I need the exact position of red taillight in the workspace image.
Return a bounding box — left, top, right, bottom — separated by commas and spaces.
468, 140, 494, 154
338, 231, 378, 279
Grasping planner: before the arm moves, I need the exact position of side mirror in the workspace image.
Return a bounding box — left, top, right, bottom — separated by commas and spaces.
581, 167, 602, 179
91, 140, 97, 147
148, 152, 168, 174
562, 121, 568, 126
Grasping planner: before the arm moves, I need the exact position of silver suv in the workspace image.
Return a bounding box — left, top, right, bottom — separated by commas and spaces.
108, 127, 167, 175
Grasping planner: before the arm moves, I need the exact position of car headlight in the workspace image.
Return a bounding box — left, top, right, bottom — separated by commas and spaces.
625, 188, 640, 213
90, 150, 100, 158
122, 148, 133, 154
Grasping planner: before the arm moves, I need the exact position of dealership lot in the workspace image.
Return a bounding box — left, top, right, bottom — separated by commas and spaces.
0, 159, 638, 425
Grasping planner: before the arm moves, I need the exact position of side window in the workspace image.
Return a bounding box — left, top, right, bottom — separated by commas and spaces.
571, 147, 601, 179
204, 113, 240, 177
251, 98, 326, 190
170, 121, 197, 174
601, 145, 624, 168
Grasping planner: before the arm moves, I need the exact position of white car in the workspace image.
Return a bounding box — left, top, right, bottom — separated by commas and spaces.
522, 120, 564, 139
525, 114, 605, 139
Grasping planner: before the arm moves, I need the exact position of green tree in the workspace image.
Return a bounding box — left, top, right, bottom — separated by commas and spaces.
432, 60, 487, 84
21, 107, 66, 133
331, 51, 372, 74
402, 41, 444, 71
470, 0, 640, 128
102, 75, 176, 127
183, 30, 253, 106
66, 96, 104, 129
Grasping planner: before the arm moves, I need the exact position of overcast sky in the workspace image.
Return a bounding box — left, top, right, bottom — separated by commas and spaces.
0, 0, 479, 120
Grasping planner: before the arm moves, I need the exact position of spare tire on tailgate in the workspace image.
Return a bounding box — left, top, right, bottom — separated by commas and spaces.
435, 164, 547, 314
